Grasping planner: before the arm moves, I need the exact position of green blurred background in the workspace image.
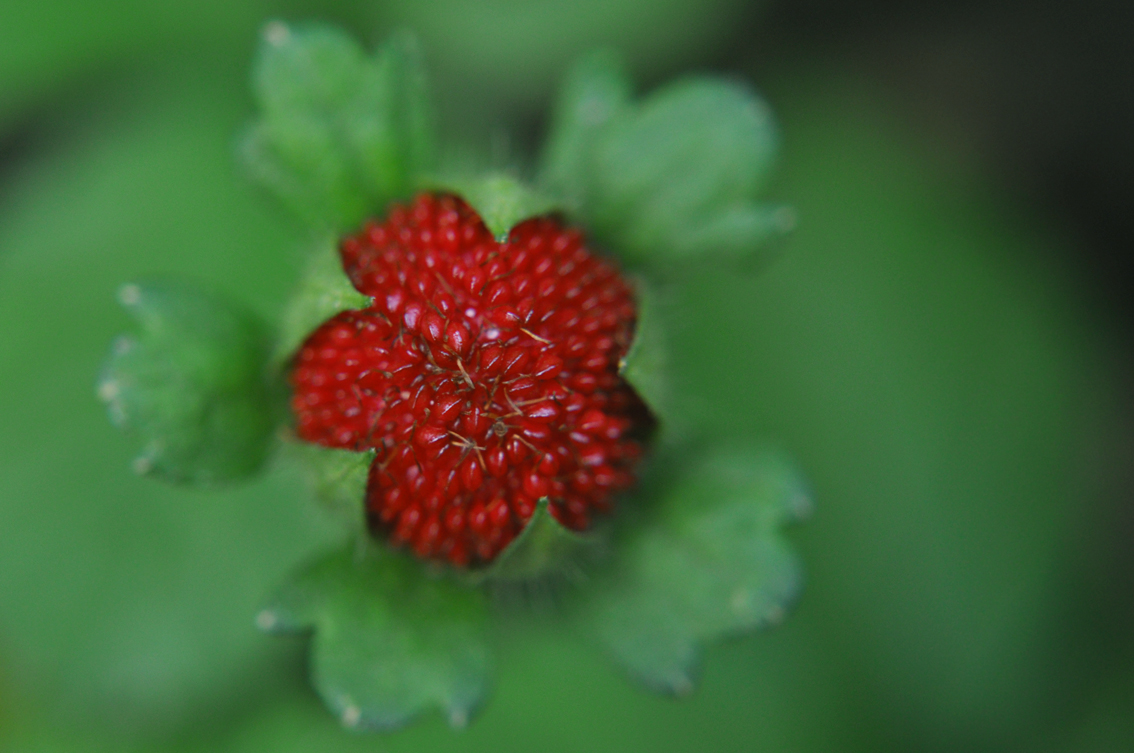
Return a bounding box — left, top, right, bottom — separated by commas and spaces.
1, 1, 1131, 750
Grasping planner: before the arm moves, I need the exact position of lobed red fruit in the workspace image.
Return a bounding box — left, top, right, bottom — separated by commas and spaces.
290, 193, 648, 566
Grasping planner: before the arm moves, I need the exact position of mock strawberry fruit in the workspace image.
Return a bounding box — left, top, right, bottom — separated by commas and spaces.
290, 193, 648, 566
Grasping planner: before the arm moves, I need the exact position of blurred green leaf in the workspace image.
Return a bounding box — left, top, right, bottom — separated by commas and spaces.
590, 78, 784, 266
619, 277, 671, 436
541, 66, 788, 268
244, 23, 435, 232
274, 238, 371, 365
284, 442, 374, 535
213, 606, 859, 753
472, 498, 592, 583
98, 280, 278, 484
260, 544, 491, 730
538, 50, 630, 214
584, 447, 808, 693
428, 172, 557, 238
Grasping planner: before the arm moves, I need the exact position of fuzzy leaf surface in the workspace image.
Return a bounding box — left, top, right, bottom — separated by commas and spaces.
541, 62, 788, 268
98, 280, 278, 484
591, 78, 784, 266
472, 498, 593, 583
619, 277, 671, 437
261, 545, 491, 731
584, 447, 809, 694
428, 172, 558, 238
274, 238, 371, 365
538, 50, 630, 214
244, 24, 435, 231
285, 441, 374, 534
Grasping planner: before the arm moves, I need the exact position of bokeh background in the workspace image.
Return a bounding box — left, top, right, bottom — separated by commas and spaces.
1, 1, 1132, 751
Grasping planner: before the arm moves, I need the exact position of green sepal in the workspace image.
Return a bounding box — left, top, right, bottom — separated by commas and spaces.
259, 544, 492, 731
98, 280, 280, 484
243, 23, 436, 232
582, 447, 810, 694
619, 277, 672, 438
274, 238, 371, 365
468, 498, 594, 584
540, 56, 790, 269
426, 172, 559, 239
284, 440, 375, 534
538, 50, 631, 214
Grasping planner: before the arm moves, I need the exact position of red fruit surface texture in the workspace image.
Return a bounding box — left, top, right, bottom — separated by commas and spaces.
290, 193, 647, 566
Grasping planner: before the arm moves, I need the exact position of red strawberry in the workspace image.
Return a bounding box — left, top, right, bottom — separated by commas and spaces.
290, 193, 648, 567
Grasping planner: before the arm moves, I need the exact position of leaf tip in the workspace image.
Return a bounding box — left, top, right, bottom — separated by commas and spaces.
96, 369, 127, 426
630, 653, 700, 698
670, 673, 696, 698
446, 706, 471, 730
474, 497, 593, 583
340, 701, 363, 729
117, 282, 142, 308
261, 19, 291, 47
427, 173, 558, 239
254, 608, 280, 633
100, 280, 279, 485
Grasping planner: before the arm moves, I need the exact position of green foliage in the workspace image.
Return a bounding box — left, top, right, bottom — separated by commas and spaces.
243, 23, 435, 232
472, 499, 593, 583
74, 22, 815, 736
98, 280, 279, 484
428, 172, 558, 238
539, 51, 631, 214
273, 238, 371, 365
2, 11, 1124, 749
540, 55, 791, 269
584, 448, 808, 693
286, 442, 375, 534
245, 30, 806, 727
261, 545, 492, 731
618, 278, 671, 437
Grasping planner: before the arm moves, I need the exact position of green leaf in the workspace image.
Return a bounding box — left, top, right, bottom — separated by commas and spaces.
284, 441, 375, 535
591, 78, 785, 267
274, 238, 371, 365
472, 498, 594, 583
260, 545, 491, 731
583, 447, 809, 694
540, 63, 789, 268
427, 172, 559, 239
244, 23, 436, 231
538, 50, 631, 214
619, 277, 671, 436
98, 280, 279, 484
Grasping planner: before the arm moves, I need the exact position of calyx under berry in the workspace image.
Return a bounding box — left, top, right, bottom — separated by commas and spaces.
290, 193, 648, 566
